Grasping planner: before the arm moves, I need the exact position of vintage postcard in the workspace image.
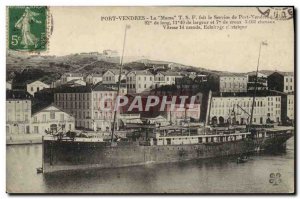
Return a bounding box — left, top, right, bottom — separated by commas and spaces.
6, 6, 295, 194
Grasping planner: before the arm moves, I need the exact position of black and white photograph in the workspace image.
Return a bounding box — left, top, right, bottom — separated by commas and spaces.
5, 6, 295, 194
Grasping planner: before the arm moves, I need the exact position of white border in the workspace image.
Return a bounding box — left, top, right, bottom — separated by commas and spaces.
1, 0, 298, 198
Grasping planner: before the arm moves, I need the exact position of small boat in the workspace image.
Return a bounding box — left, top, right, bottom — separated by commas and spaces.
36, 167, 43, 174
237, 155, 248, 164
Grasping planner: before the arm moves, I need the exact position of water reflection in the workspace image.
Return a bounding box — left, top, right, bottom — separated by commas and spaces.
7, 137, 294, 193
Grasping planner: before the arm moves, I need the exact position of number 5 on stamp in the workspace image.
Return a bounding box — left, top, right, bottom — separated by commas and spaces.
8, 6, 47, 51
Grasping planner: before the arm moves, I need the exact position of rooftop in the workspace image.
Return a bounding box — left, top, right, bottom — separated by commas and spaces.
128, 70, 154, 76
219, 73, 248, 77
159, 71, 182, 76
66, 79, 85, 84
104, 69, 128, 75
213, 90, 283, 97
63, 73, 83, 77
247, 71, 269, 76
32, 103, 69, 116
272, 71, 294, 76
6, 90, 32, 100
88, 73, 103, 77
92, 84, 118, 92
55, 85, 92, 93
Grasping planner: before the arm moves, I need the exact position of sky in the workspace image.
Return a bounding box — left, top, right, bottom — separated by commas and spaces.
47, 7, 294, 72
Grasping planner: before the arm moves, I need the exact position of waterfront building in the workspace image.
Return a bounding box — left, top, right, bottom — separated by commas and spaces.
65, 79, 87, 87
26, 80, 50, 96
91, 84, 127, 131
61, 73, 84, 84
286, 94, 294, 120
126, 70, 155, 93
270, 81, 295, 124
165, 101, 201, 125
268, 72, 294, 93
219, 74, 248, 93
247, 72, 268, 91
86, 73, 103, 85
154, 71, 182, 87
6, 90, 32, 134
31, 104, 75, 134
154, 71, 165, 87
54, 86, 93, 130
102, 69, 127, 84
281, 93, 294, 123
54, 84, 127, 131
175, 76, 198, 90
209, 95, 281, 125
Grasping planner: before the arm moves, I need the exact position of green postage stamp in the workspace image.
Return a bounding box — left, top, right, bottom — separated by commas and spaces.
8, 6, 48, 52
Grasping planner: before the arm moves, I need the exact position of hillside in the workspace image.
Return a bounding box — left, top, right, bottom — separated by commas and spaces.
7, 51, 216, 76
6, 51, 281, 86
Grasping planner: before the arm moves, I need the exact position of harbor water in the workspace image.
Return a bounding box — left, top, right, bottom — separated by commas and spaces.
6, 137, 294, 193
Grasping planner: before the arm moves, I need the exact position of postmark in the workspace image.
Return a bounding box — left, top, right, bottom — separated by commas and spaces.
8, 6, 48, 52
257, 7, 293, 20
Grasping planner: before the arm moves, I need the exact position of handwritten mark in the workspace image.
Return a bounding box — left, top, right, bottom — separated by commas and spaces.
269, 172, 281, 185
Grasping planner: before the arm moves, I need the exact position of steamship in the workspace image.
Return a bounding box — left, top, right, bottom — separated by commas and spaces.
42, 124, 293, 173
41, 28, 294, 173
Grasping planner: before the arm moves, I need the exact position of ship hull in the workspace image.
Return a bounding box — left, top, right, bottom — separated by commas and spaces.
42, 133, 292, 173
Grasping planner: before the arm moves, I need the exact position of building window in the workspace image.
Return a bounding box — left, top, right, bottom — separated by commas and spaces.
34, 126, 38, 134
286, 86, 288, 91
34, 116, 37, 122
50, 111, 55, 119
42, 114, 46, 122
31, 87, 33, 91
60, 114, 64, 121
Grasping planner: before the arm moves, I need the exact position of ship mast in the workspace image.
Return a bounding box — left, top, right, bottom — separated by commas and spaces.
111, 25, 130, 144
249, 41, 267, 130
